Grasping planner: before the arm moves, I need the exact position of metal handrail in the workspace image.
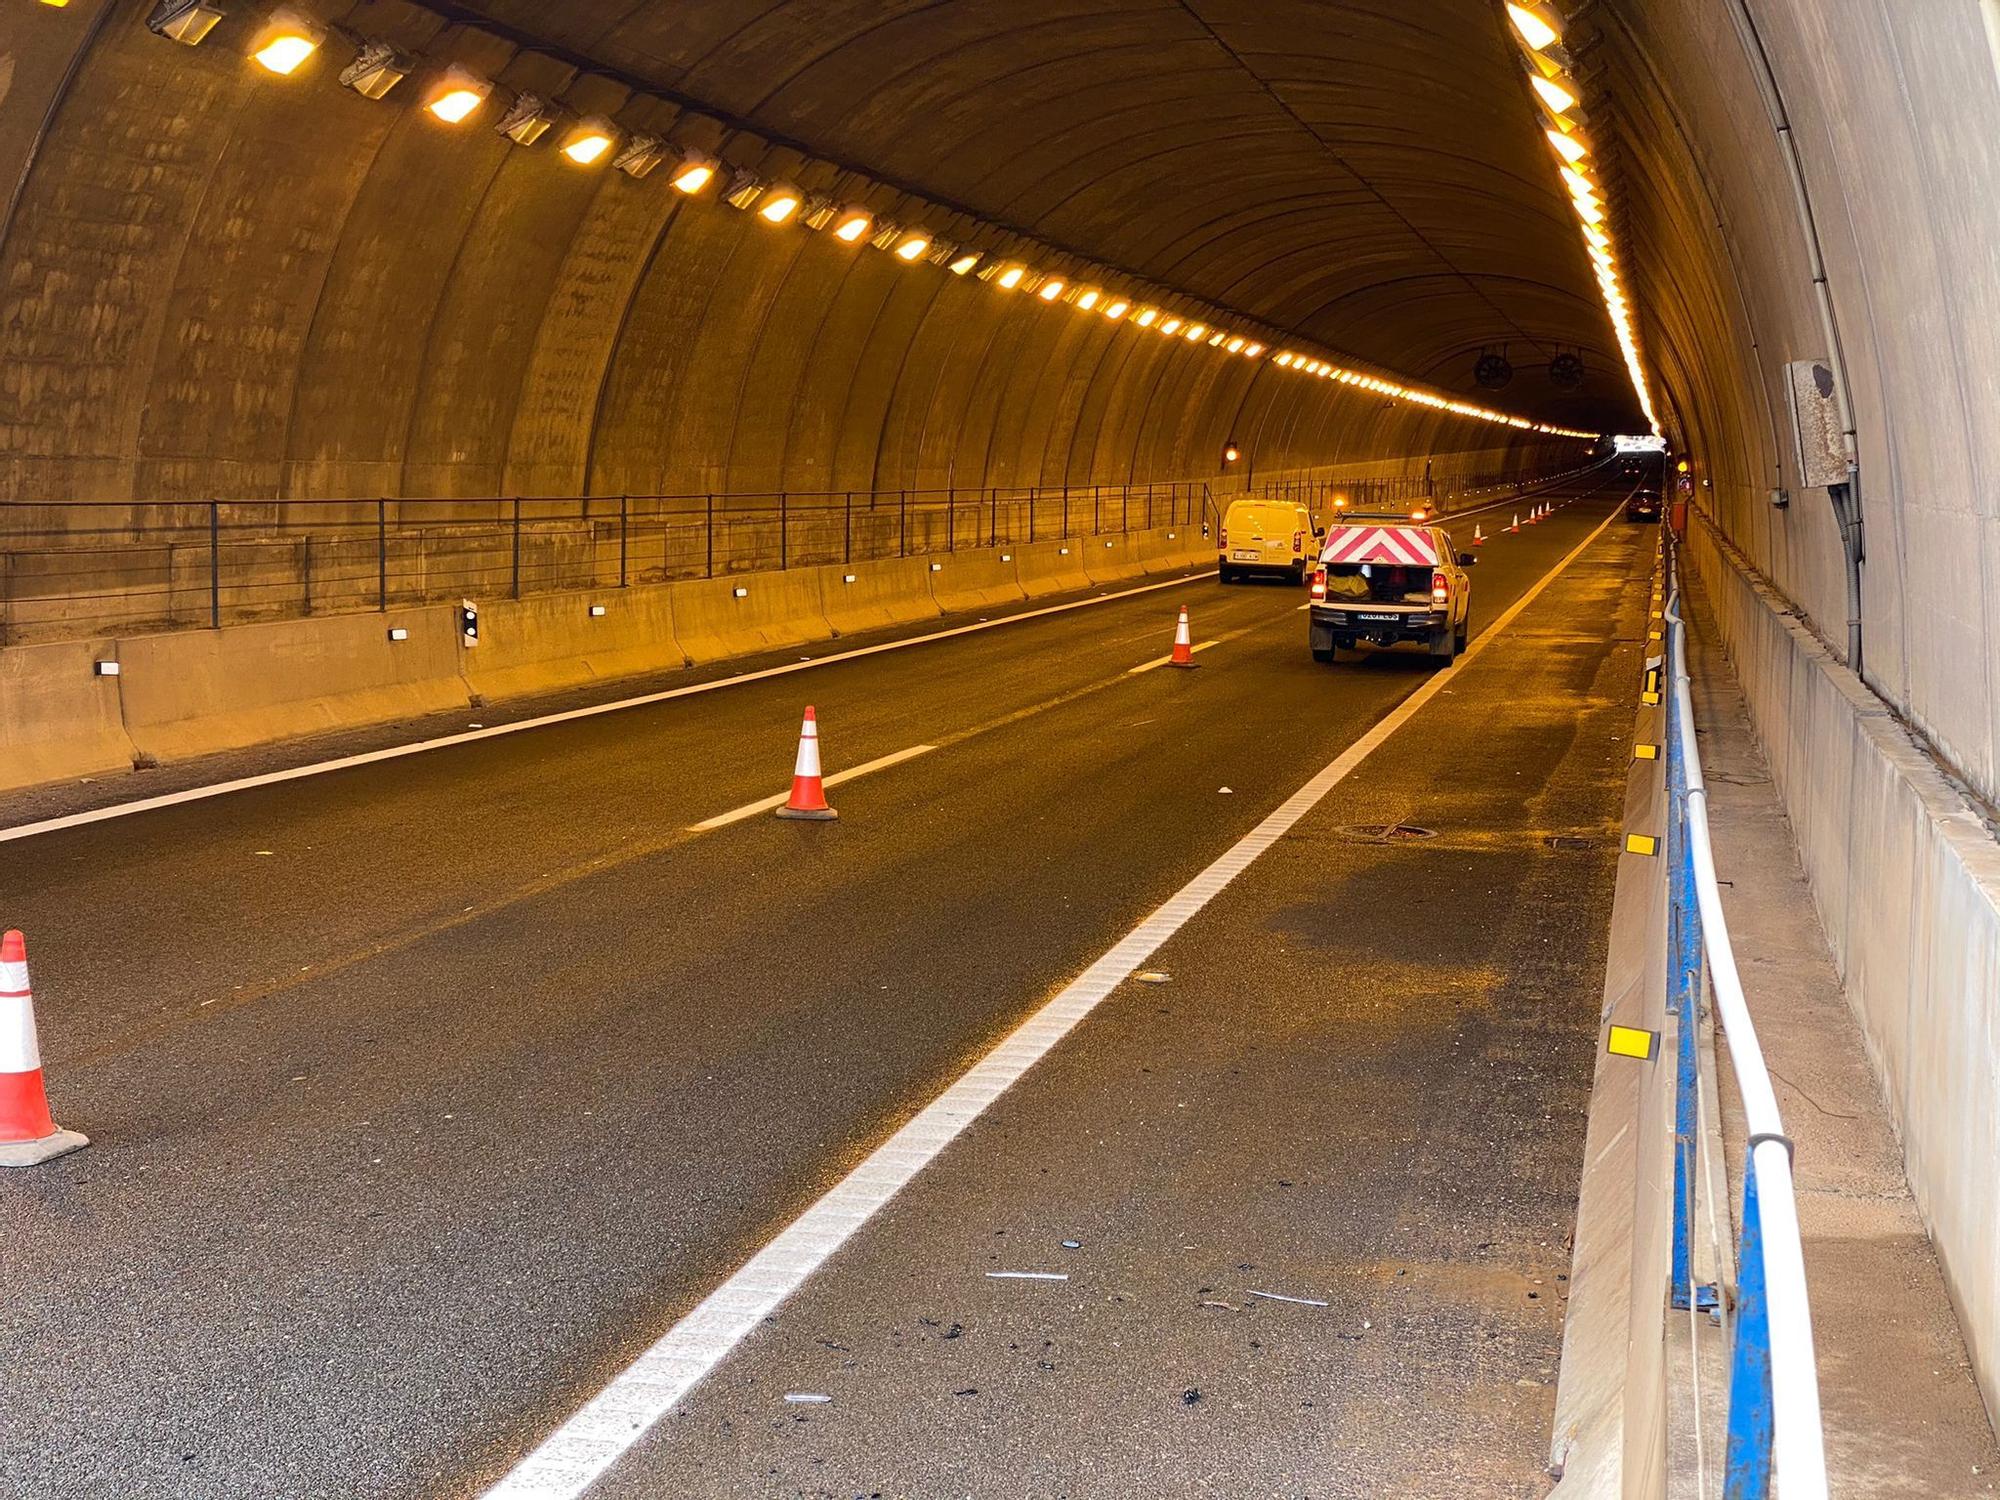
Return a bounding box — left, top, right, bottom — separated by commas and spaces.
1664, 551, 1828, 1497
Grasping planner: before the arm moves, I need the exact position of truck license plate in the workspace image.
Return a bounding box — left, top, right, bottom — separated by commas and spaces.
1358, 612, 1401, 622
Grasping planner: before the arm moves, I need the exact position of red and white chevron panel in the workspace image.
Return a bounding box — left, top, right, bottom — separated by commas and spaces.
1318, 525, 1439, 566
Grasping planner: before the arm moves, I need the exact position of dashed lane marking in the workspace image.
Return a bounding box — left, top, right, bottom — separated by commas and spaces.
688, 745, 939, 830
476, 503, 1626, 1500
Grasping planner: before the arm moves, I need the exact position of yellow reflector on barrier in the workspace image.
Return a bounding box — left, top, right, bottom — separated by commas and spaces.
1634, 743, 1659, 760
1642, 691, 1661, 705
1607, 1024, 1657, 1060
1626, 833, 1659, 856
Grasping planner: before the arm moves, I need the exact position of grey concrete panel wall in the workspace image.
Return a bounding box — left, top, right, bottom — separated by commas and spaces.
1690, 513, 2000, 1425
1615, 0, 2000, 808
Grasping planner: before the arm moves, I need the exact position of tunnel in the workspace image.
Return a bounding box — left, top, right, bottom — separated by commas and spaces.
1, 2, 1996, 1497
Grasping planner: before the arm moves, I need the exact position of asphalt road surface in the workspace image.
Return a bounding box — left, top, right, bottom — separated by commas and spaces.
0, 474, 1652, 1499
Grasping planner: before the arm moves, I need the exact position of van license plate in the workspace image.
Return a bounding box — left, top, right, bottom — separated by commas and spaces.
1231, 550, 1260, 561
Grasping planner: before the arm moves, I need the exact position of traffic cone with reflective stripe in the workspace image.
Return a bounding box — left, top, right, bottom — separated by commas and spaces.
1508, 513, 1521, 533
0, 931, 87, 1168
776, 707, 838, 821
1472, 524, 1485, 546
1169, 606, 1198, 668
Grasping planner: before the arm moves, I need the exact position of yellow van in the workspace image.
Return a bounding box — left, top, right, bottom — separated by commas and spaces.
1218, 498, 1324, 584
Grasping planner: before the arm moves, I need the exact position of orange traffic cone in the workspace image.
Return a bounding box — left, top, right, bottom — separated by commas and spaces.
1508, 513, 1521, 533
776, 707, 838, 821
1472, 524, 1485, 546
1169, 606, 1198, 668
0, 930, 87, 1168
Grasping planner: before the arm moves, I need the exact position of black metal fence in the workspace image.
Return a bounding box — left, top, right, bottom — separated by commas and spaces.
1258, 459, 1591, 510
0, 483, 1216, 645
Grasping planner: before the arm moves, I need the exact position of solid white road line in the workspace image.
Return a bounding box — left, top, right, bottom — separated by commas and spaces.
1125, 640, 1219, 674
0, 571, 1214, 846
687, 745, 938, 830
476, 505, 1626, 1500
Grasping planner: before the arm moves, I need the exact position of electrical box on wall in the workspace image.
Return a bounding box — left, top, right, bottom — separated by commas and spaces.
1784, 359, 1847, 487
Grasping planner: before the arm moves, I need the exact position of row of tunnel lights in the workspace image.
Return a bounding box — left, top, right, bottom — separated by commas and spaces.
1505, 2, 1661, 436
75, 0, 1603, 443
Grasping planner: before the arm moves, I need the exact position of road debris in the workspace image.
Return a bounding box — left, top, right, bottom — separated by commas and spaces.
1247, 1290, 1328, 1307
782, 1392, 832, 1405
1134, 971, 1171, 985
987, 1271, 1069, 1281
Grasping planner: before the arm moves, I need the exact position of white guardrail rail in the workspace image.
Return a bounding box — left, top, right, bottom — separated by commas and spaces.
1663, 547, 1828, 1497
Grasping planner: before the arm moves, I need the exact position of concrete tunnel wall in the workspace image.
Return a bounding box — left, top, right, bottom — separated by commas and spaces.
1597, 0, 2000, 1426
0, 0, 1602, 526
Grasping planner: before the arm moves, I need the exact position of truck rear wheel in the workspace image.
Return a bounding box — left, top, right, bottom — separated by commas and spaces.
1310, 623, 1337, 663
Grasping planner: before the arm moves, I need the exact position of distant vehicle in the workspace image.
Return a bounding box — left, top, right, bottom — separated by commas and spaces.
1307, 516, 1475, 662
1218, 498, 1324, 584
1627, 488, 1663, 522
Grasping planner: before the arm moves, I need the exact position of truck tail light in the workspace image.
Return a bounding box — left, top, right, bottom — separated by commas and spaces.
1432, 569, 1449, 605
1310, 568, 1327, 601
1292, 530, 1304, 553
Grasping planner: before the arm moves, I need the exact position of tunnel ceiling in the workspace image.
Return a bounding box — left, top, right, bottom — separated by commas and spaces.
449, 0, 1639, 432
0, 0, 1640, 509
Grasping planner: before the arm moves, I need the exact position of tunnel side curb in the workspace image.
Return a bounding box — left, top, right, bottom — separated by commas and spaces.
1548, 570, 1673, 1499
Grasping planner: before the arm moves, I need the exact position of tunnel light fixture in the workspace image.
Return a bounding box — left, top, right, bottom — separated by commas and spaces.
1103, 298, 1129, 320
894, 232, 931, 262
670, 150, 719, 195
1506, 2, 1561, 52
948, 251, 982, 275
1546, 128, 1588, 165
1560, 166, 1597, 198
1207, 330, 1227, 347
1275, 352, 1294, 367
1244, 342, 1264, 358
1184, 322, 1207, 342
424, 68, 492, 124
1530, 73, 1578, 115
496, 93, 560, 147
722, 170, 766, 209
1036, 277, 1066, 301
251, 8, 326, 75
1159, 316, 1182, 335
1134, 306, 1159, 327
614, 135, 669, 179
830, 207, 873, 242
560, 117, 619, 167
1075, 288, 1100, 312
758, 184, 802, 223
995, 263, 1027, 291
339, 41, 413, 100
148, 0, 226, 43
1225, 335, 1245, 353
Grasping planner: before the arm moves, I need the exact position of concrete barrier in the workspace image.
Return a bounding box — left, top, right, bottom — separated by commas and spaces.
817, 557, 943, 636
1688, 511, 2000, 1419
115, 606, 467, 763
0, 528, 1184, 792
1132, 525, 1214, 576
0, 639, 137, 792
1010, 539, 1094, 598
462, 589, 685, 702
927, 549, 1026, 614
1082, 533, 1148, 585
669, 570, 830, 663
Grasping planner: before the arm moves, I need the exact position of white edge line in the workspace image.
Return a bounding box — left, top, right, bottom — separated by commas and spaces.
687, 745, 938, 830
0, 572, 1212, 845
2, 467, 1611, 847
476, 503, 1625, 1500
